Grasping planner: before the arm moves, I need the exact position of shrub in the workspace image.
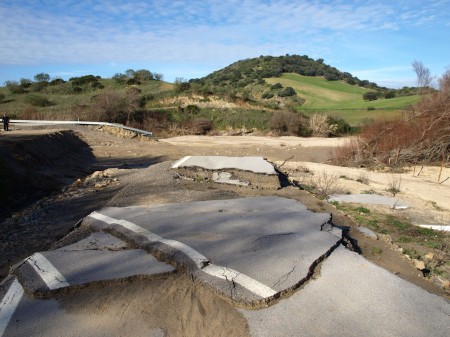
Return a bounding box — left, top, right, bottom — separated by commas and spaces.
309, 114, 336, 137
126, 78, 141, 85
24, 94, 52, 107
262, 92, 274, 99
190, 118, 213, 135
49, 78, 65, 86
91, 90, 128, 124
0, 93, 5, 103
30, 81, 48, 92
34, 73, 50, 82
269, 111, 309, 136
385, 90, 396, 99
278, 87, 296, 97
5, 81, 26, 94
271, 82, 283, 90
20, 78, 32, 88
112, 73, 127, 84
305, 171, 343, 199
185, 104, 200, 114
327, 116, 351, 135
363, 92, 378, 101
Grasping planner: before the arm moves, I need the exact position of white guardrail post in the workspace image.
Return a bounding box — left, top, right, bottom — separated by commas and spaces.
4, 120, 153, 136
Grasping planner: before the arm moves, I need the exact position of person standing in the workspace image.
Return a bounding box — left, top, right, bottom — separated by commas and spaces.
2, 114, 10, 131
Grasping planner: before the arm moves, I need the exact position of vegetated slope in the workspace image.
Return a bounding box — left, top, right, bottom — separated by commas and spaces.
0, 55, 421, 131
266, 73, 419, 124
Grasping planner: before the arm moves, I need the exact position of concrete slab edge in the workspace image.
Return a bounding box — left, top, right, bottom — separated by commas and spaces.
0, 278, 24, 337
85, 212, 278, 303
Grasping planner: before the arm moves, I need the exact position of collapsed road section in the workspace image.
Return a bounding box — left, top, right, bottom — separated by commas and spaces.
172, 156, 281, 189
1, 196, 449, 337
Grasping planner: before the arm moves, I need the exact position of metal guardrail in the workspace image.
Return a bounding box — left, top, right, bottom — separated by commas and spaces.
3, 119, 153, 136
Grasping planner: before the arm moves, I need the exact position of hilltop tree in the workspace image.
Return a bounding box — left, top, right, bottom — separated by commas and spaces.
125, 69, 135, 78
34, 73, 50, 82
134, 69, 154, 81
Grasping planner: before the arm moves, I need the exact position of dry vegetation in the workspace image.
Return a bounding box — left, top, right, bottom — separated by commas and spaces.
334, 69, 450, 167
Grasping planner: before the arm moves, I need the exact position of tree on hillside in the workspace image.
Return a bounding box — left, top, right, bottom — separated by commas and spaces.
134, 69, 154, 81
278, 87, 296, 97
174, 78, 190, 92
5, 80, 26, 94
412, 60, 432, 94
363, 91, 377, 101
20, 78, 32, 88
34, 73, 50, 82
112, 73, 127, 84
125, 69, 135, 78
92, 90, 128, 123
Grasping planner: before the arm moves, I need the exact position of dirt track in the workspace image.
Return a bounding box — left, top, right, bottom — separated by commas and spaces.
0, 125, 448, 301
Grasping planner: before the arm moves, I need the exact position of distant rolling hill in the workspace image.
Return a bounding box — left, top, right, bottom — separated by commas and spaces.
265, 73, 419, 124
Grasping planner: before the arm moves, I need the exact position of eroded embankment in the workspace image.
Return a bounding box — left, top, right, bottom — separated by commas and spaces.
0, 130, 95, 221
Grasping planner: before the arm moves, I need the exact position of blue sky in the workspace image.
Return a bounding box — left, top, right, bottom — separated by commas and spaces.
0, 0, 449, 88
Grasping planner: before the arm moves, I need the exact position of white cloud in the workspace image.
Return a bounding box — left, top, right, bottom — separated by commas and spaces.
0, 0, 449, 87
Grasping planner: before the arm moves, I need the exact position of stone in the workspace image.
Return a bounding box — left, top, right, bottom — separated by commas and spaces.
424, 252, 434, 261
412, 259, 426, 270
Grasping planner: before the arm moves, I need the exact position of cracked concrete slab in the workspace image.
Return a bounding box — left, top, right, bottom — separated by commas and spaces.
172, 156, 280, 189
55, 232, 129, 251
12, 232, 175, 294
240, 246, 450, 337
172, 156, 277, 175
329, 194, 409, 209
84, 196, 342, 303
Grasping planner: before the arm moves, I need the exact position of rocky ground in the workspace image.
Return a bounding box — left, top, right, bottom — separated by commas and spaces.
0, 124, 448, 300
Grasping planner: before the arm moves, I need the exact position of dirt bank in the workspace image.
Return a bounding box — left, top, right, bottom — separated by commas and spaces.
0, 130, 95, 221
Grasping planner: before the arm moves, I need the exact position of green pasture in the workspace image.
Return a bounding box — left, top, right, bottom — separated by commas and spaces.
266, 73, 419, 124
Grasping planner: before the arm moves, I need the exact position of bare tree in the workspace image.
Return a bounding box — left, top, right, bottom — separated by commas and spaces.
412, 60, 432, 94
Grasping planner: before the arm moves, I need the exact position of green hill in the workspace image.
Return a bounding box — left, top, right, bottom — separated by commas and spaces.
0, 55, 421, 133
265, 73, 419, 124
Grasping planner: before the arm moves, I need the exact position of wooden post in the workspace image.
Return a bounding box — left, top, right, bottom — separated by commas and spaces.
438, 153, 444, 183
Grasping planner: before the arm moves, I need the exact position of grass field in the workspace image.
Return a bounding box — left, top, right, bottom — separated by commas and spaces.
266, 73, 419, 124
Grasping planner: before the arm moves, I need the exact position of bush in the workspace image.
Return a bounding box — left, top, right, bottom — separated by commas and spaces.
24, 94, 52, 107
112, 73, 127, 84
269, 111, 309, 136
20, 78, 32, 88
30, 81, 48, 92
278, 87, 296, 97
363, 92, 378, 101
49, 78, 65, 86
34, 73, 50, 82
327, 116, 351, 136
0, 93, 5, 103
261, 92, 274, 99
5, 81, 26, 94
190, 118, 213, 135
91, 90, 128, 123
385, 91, 396, 99
271, 82, 283, 90
185, 104, 200, 114
126, 78, 141, 85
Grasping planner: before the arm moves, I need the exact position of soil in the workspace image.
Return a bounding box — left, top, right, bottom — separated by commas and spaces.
0, 124, 448, 335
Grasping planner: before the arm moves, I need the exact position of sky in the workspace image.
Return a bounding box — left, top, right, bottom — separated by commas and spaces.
0, 0, 449, 88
